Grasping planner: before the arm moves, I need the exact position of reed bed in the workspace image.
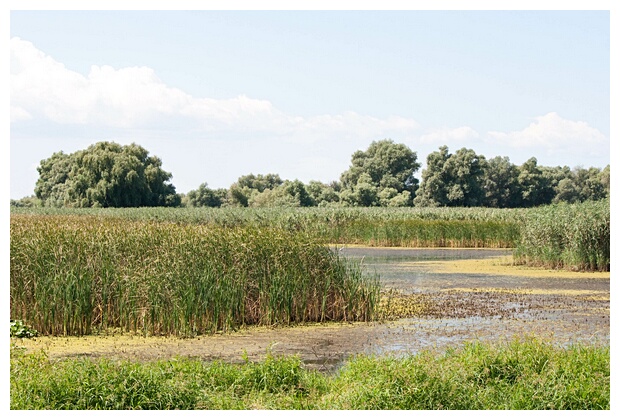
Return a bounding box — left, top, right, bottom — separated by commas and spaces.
11, 206, 525, 248
10, 215, 379, 336
514, 199, 610, 271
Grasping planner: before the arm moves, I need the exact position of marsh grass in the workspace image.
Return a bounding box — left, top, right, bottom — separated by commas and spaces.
11, 215, 379, 336
12, 206, 525, 247
10, 338, 609, 410
514, 199, 610, 271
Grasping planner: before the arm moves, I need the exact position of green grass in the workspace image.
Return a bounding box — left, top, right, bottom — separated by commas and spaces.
11, 215, 379, 336
10, 338, 610, 410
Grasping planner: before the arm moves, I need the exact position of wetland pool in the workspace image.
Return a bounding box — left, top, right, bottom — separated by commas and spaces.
19, 247, 610, 372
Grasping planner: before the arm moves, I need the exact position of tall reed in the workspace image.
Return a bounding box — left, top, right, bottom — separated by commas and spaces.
11, 206, 525, 248
514, 199, 610, 271
10, 215, 379, 336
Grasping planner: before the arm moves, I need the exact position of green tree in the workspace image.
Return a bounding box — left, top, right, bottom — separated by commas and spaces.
414, 146, 486, 207
482, 156, 521, 208
339, 139, 420, 207
35, 141, 180, 207
517, 158, 554, 207
553, 166, 608, 203
186, 183, 227, 207
226, 173, 284, 207
33, 151, 73, 207
600, 165, 610, 198
306, 180, 340, 206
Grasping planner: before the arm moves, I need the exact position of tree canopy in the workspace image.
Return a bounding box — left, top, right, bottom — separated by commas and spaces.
20, 139, 610, 209
35, 141, 180, 207
413, 146, 486, 207
339, 139, 420, 207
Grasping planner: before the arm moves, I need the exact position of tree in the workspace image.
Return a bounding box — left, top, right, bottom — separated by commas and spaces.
482, 156, 521, 208
339, 139, 420, 206
414, 146, 486, 207
517, 158, 554, 207
35, 141, 180, 207
552, 166, 607, 204
600, 165, 610, 198
186, 183, 227, 207
226, 173, 284, 207
306, 180, 340, 206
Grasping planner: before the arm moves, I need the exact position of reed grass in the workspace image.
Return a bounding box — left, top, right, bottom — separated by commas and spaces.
514, 199, 610, 271
11, 206, 525, 248
10, 215, 379, 336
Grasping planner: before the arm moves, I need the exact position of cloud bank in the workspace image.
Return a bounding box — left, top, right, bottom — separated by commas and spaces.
487, 112, 608, 160
10, 37, 419, 144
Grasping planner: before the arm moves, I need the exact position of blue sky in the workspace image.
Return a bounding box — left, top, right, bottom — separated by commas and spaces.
7, 4, 614, 199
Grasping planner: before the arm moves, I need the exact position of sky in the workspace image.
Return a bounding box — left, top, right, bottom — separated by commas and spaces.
6, 2, 615, 200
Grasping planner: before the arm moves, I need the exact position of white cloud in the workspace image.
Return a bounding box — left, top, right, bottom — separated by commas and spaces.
10, 37, 420, 142
418, 126, 480, 144
487, 112, 608, 158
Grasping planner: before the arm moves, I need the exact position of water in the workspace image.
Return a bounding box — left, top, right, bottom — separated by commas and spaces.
329, 246, 610, 365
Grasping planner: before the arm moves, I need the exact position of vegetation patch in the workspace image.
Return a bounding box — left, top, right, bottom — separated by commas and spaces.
514, 199, 610, 272
11, 215, 379, 336
10, 338, 609, 410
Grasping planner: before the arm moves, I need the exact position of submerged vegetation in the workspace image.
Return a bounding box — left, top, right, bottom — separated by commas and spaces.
10, 338, 610, 410
11, 215, 379, 336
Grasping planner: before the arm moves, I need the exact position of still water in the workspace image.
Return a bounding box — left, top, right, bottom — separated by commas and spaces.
296, 246, 611, 371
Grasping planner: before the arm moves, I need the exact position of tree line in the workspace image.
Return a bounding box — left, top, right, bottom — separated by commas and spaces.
12, 139, 609, 209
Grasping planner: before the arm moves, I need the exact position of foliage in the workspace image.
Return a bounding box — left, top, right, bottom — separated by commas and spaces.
306, 180, 341, 206
414, 146, 486, 207
11, 214, 379, 336
10, 320, 38, 339
482, 156, 522, 208
34, 141, 180, 208
185, 182, 227, 207
10, 195, 42, 208
339, 139, 420, 206
226, 173, 284, 207
10, 339, 610, 409
517, 157, 555, 207
551, 166, 609, 204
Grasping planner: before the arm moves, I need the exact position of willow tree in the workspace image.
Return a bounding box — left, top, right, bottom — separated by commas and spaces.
35, 141, 180, 207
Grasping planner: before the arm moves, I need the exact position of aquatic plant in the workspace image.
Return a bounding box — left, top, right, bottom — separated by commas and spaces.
10, 215, 379, 336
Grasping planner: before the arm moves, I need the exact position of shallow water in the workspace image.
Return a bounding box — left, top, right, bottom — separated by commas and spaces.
331, 247, 609, 365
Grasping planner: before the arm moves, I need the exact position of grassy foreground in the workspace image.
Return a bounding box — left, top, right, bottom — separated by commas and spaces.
10, 338, 609, 410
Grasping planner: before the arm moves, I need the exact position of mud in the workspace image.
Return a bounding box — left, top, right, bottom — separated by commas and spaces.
14, 247, 609, 373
